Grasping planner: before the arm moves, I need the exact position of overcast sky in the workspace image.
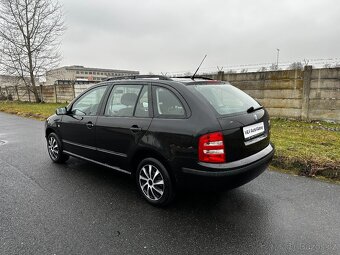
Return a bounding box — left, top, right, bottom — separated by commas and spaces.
59, 0, 340, 74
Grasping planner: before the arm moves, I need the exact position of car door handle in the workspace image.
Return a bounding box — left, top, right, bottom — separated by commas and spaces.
86, 121, 94, 129
130, 125, 142, 132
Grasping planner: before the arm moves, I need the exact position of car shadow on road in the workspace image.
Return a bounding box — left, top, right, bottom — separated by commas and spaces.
52, 158, 271, 248
60, 158, 269, 214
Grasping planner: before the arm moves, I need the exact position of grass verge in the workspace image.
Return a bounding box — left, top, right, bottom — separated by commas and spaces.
0, 101, 66, 121
1, 101, 339, 182
270, 118, 340, 182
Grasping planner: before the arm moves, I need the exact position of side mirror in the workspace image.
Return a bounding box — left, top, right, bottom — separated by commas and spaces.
56, 107, 67, 115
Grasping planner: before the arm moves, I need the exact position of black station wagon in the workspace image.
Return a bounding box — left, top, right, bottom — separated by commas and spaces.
45, 75, 274, 206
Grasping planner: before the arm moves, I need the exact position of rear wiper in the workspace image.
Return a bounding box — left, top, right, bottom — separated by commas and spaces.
247, 106, 263, 113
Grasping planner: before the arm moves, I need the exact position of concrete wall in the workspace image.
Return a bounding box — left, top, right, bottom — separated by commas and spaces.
208, 66, 340, 122
1, 66, 339, 122
308, 68, 340, 122
215, 69, 304, 119
0, 83, 95, 103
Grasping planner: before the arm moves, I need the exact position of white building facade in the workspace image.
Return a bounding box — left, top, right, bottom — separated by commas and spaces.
46, 65, 139, 85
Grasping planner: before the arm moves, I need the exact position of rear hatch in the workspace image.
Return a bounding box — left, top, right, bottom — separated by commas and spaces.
190, 82, 270, 162
218, 110, 270, 162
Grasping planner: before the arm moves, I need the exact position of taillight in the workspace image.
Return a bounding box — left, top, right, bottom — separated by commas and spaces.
198, 132, 226, 163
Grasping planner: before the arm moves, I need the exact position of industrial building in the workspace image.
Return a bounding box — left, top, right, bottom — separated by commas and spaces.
45, 65, 139, 85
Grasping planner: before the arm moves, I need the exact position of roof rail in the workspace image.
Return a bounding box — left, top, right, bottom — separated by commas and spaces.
173, 76, 214, 80
105, 75, 173, 81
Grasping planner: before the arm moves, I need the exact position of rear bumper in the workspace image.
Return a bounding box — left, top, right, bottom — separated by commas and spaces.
178, 143, 274, 189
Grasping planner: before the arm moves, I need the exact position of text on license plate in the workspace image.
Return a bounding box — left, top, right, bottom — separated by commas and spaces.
243, 122, 265, 140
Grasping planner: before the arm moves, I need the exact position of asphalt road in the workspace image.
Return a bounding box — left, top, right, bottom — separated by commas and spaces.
0, 112, 339, 255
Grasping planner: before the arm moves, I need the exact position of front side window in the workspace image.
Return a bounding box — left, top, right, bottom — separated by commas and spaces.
105, 85, 143, 117
154, 87, 185, 118
72, 86, 107, 116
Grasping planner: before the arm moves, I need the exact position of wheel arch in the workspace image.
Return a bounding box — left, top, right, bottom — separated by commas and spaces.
45, 127, 55, 138
129, 148, 178, 184
45, 127, 63, 142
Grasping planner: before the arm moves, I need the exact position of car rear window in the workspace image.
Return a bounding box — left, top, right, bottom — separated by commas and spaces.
189, 83, 261, 115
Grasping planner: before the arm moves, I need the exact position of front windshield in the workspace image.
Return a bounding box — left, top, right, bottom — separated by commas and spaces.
189, 83, 261, 115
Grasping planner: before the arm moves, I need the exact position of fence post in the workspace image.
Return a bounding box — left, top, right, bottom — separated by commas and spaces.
217, 71, 225, 81
40, 85, 44, 102
27, 86, 31, 102
301, 65, 313, 120
54, 84, 57, 103
15, 86, 19, 100
5, 86, 9, 97
71, 83, 75, 99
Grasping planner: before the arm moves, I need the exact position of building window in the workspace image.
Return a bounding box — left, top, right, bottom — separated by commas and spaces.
76, 71, 79, 74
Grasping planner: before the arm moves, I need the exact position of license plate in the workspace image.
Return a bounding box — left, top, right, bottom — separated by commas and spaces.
243, 122, 265, 140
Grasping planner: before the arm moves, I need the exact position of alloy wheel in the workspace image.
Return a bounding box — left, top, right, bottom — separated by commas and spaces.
48, 136, 59, 160
139, 164, 165, 201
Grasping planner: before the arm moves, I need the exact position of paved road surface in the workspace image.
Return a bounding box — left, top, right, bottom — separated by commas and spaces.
0, 112, 339, 255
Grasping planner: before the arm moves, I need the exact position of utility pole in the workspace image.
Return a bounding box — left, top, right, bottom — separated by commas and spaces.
276, 48, 280, 69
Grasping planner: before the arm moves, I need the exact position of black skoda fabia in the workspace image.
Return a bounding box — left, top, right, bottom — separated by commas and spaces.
45, 75, 274, 206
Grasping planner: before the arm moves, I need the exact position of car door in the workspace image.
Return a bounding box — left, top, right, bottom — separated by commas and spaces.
60, 84, 109, 160
95, 82, 152, 171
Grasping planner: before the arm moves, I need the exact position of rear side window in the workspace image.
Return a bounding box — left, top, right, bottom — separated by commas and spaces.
189, 84, 261, 115
105, 85, 142, 117
134, 86, 150, 118
153, 87, 185, 118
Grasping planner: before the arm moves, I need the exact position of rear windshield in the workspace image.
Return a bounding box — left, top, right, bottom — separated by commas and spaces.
189, 83, 261, 115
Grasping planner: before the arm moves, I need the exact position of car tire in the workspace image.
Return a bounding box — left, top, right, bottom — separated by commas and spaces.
136, 158, 175, 206
47, 132, 69, 163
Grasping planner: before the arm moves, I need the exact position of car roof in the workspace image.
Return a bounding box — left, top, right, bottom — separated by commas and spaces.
171, 77, 228, 86
103, 75, 226, 86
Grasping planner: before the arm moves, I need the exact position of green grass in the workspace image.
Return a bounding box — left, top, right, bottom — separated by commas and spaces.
270, 118, 340, 180
1, 100, 339, 181
0, 101, 66, 120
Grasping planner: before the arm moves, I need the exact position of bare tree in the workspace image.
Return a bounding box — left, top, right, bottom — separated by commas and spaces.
269, 63, 280, 71
303, 59, 309, 67
288, 62, 303, 70
258, 67, 267, 72
226, 69, 236, 74
0, 0, 65, 102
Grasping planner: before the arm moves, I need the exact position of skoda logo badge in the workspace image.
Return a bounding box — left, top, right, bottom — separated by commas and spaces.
254, 114, 258, 121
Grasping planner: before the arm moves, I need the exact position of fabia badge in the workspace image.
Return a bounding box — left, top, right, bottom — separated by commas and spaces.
254, 114, 258, 121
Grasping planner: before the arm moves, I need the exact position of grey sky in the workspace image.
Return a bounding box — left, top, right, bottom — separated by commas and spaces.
59, 0, 340, 74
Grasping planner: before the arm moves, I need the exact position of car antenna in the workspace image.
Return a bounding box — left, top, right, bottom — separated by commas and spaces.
191, 54, 207, 80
